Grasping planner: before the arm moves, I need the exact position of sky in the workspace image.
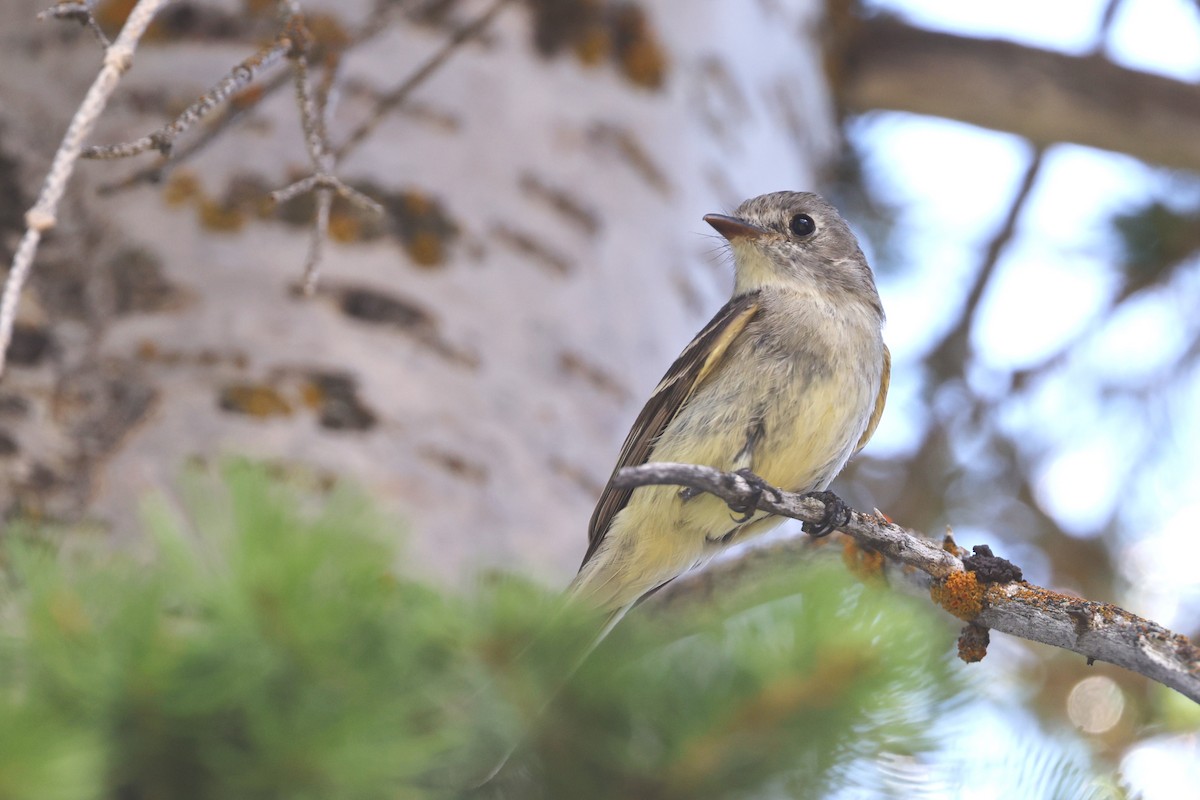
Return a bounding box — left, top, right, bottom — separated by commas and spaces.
851, 1, 1200, 796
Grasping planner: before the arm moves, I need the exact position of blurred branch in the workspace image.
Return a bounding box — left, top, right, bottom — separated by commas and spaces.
38, 1, 111, 46
926, 149, 1044, 378
95, 80, 277, 193
621, 462, 1200, 704
1093, 0, 1125, 50
80, 30, 293, 159
99, 0, 510, 191
269, 11, 381, 295
0, 0, 169, 381
838, 15, 1200, 173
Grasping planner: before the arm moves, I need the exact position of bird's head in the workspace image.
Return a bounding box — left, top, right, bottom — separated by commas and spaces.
705, 191, 880, 314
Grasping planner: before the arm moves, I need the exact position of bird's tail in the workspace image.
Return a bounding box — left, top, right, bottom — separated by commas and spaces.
468, 599, 632, 790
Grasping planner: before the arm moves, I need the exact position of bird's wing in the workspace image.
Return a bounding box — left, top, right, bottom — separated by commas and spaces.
581, 291, 762, 569
853, 343, 890, 455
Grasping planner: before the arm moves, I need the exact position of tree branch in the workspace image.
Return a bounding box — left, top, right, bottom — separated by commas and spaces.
617, 462, 1200, 704
0, 0, 171, 381
838, 15, 1200, 174
926, 147, 1043, 380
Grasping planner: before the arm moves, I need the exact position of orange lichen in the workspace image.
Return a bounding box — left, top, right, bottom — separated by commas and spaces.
163, 170, 202, 207
931, 570, 984, 621
620, 38, 666, 88
95, 0, 187, 42
406, 230, 445, 267
572, 25, 612, 65
527, 0, 668, 89
94, 0, 137, 33
612, 5, 667, 89
327, 210, 363, 243
298, 380, 325, 410
956, 623, 990, 663
381, 189, 459, 267
198, 198, 247, 232
217, 384, 292, 418
401, 191, 434, 217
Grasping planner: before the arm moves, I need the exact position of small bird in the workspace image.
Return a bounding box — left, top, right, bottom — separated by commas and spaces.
471, 192, 889, 790
568, 191, 889, 631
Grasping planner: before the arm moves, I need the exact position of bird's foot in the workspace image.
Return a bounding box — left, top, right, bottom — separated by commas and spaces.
727, 468, 781, 522
801, 490, 850, 537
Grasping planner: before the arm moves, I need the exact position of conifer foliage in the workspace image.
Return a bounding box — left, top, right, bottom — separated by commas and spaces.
0, 463, 967, 799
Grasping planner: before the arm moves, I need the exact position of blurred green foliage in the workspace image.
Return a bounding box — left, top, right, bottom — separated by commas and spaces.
0, 463, 1119, 799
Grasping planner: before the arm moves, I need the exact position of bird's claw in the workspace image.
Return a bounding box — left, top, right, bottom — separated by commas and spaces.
727, 468, 781, 522
801, 490, 850, 537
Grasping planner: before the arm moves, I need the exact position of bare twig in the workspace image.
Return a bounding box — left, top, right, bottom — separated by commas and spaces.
301, 188, 333, 294
81, 30, 294, 159
96, 5, 401, 194
0, 0, 170, 381
268, 10, 384, 295
618, 462, 1200, 704
289, 20, 330, 172
272, 0, 514, 290
95, 88, 270, 193
282, 21, 334, 295
268, 172, 382, 212
38, 0, 111, 46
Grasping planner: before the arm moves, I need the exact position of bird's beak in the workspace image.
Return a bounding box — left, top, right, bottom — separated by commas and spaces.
704, 214, 769, 242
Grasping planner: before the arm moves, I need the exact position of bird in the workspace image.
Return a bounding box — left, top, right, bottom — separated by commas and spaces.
469, 192, 889, 791
567, 190, 889, 634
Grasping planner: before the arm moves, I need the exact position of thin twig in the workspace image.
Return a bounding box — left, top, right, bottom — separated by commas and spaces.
302, 188, 332, 295
81, 30, 294, 159
95, 90, 268, 193
38, 0, 111, 46
0, 0, 171, 380
277, 6, 332, 296
289, 21, 331, 172
97, 5, 400, 194
618, 462, 1200, 703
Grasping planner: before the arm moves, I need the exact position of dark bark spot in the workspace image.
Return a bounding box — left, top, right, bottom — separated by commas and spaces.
302, 371, 377, 432
8, 325, 52, 367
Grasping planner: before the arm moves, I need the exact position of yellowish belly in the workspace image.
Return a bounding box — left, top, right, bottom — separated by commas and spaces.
571, 368, 872, 610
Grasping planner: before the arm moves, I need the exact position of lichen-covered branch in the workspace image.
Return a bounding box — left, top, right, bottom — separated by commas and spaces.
616, 462, 1200, 704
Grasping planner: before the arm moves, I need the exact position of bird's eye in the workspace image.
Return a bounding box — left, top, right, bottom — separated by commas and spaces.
789, 213, 816, 237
